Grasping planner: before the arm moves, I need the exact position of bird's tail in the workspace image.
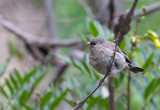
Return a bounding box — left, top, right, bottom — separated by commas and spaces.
128, 64, 145, 73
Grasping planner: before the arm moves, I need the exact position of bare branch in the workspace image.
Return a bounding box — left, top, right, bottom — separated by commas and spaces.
0, 15, 85, 84
108, 0, 115, 28
108, 77, 116, 110
134, 2, 160, 18
0, 16, 83, 48
113, 0, 138, 45
127, 71, 131, 110
43, 0, 57, 38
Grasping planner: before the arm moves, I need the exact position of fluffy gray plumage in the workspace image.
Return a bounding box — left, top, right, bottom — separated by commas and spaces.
87, 38, 144, 75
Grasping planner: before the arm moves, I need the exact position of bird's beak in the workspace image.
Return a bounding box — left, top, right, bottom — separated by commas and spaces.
86, 42, 91, 47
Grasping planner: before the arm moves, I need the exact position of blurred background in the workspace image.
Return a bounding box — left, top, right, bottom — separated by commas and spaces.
0, 0, 160, 110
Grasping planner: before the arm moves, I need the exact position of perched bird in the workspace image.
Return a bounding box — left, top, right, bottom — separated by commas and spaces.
87, 38, 144, 75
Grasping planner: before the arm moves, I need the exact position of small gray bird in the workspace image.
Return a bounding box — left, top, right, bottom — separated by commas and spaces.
87, 38, 144, 75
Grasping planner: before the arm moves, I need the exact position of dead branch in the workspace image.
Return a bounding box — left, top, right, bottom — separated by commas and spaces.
0, 15, 84, 84
108, 0, 115, 28
134, 2, 160, 18
43, 0, 57, 38
108, 77, 116, 110
113, 0, 138, 45
0, 16, 83, 48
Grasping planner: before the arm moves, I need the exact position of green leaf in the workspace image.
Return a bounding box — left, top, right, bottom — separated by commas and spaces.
19, 90, 29, 104
50, 89, 69, 109
10, 74, 18, 90
119, 40, 126, 50
64, 98, 75, 107
21, 103, 32, 110
143, 52, 154, 69
33, 73, 46, 87
92, 69, 100, 80
71, 59, 83, 72
0, 86, 8, 98
5, 79, 14, 95
40, 92, 52, 107
33, 67, 48, 87
87, 96, 101, 110
22, 67, 38, 84
89, 21, 99, 37
14, 69, 23, 85
98, 98, 109, 110
8, 40, 24, 60
0, 58, 10, 77
114, 78, 119, 88
144, 78, 160, 100
81, 61, 91, 76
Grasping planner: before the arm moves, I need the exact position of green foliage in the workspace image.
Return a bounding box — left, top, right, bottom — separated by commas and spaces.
0, 64, 70, 109
8, 40, 24, 60
1, 0, 160, 110
89, 21, 99, 37
0, 58, 10, 77
144, 78, 160, 100
143, 51, 154, 69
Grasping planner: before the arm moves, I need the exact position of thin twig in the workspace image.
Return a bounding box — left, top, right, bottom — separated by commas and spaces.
134, 2, 160, 18
72, 33, 120, 110
127, 71, 131, 110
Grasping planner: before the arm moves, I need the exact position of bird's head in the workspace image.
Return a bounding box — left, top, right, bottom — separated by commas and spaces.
87, 38, 105, 48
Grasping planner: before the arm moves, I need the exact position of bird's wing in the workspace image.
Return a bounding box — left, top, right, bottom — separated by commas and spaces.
106, 41, 131, 64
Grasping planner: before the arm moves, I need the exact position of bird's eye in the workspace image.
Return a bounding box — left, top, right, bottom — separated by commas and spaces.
90, 42, 96, 45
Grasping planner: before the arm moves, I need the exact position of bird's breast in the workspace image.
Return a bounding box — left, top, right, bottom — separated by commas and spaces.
89, 49, 111, 74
